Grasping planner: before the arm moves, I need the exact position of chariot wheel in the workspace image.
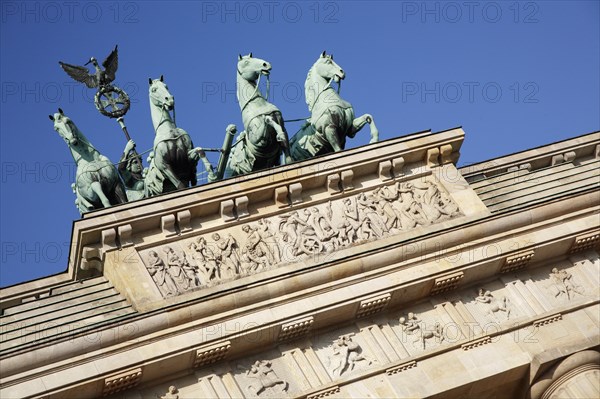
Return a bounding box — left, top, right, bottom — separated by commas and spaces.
300, 236, 323, 254
95, 85, 130, 118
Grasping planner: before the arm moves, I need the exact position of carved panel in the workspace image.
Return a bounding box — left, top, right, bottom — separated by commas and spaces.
279, 316, 314, 342
139, 178, 463, 298
355, 293, 391, 319
501, 249, 535, 273
570, 231, 600, 253
233, 355, 298, 398
307, 386, 340, 399
194, 341, 231, 368
103, 367, 142, 396
461, 335, 492, 351
430, 271, 464, 296
385, 360, 417, 375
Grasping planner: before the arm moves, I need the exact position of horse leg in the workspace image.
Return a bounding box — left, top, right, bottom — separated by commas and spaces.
351, 114, 379, 144
324, 124, 343, 152
90, 181, 112, 208
113, 180, 129, 203
265, 116, 292, 164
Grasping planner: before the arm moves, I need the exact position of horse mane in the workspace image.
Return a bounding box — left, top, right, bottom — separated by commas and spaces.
305, 61, 319, 109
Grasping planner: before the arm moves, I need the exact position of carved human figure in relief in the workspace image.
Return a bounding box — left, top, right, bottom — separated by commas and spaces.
241, 224, 274, 271
164, 246, 193, 292
399, 312, 422, 334
475, 288, 511, 320
395, 182, 429, 228
337, 197, 363, 244
328, 335, 371, 377
307, 207, 338, 244
146, 250, 179, 297
279, 210, 309, 256
256, 218, 282, 264
212, 233, 241, 279
160, 385, 179, 399
356, 192, 388, 238
244, 360, 288, 396
189, 237, 219, 283
413, 322, 444, 350
549, 268, 584, 300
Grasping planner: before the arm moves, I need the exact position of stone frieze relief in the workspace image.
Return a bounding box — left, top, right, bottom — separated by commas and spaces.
140, 178, 462, 297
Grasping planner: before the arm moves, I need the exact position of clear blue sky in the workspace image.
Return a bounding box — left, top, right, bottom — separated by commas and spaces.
1, 1, 599, 287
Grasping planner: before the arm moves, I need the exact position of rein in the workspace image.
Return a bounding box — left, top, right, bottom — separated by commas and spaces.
237, 67, 271, 113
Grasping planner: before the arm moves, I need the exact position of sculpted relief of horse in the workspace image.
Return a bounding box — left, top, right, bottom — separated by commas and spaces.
290, 51, 379, 161
49, 108, 127, 214
226, 53, 291, 177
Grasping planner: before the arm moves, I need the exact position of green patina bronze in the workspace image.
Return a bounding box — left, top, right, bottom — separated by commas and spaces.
226, 53, 291, 177
289, 51, 379, 161
144, 76, 215, 196
49, 108, 127, 214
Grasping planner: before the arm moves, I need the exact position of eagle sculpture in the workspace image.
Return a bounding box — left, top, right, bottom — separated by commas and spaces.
59, 45, 119, 88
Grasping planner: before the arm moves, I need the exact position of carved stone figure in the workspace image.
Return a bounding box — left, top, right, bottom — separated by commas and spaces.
49, 108, 127, 214
146, 250, 179, 297
549, 268, 584, 300
328, 335, 371, 377
242, 224, 277, 269
226, 54, 291, 177
144, 76, 210, 196
244, 360, 288, 396
399, 312, 422, 334
413, 322, 444, 350
212, 233, 241, 278
357, 192, 388, 238
289, 51, 378, 161
160, 385, 179, 399
189, 237, 219, 283
141, 180, 461, 296
475, 288, 511, 320
163, 247, 193, 292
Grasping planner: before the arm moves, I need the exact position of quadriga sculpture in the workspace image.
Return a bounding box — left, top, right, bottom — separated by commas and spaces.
290, 51, 379, 160
49, 108, 127, 214
226, 53, 291, 176
144, 76, 212, 196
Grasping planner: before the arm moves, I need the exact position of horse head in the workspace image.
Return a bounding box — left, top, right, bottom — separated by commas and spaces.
148, 75, 174, 111
237, 53, 271, 82
49, 108, 79, 146
314, 51, 345, 83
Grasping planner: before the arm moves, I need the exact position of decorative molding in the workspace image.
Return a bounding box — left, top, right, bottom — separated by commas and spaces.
140, 179, 463, 298
235, 196, 249, 218
306, 385, 340, 399
279, 316, 314, 342
161, 214, 177, 236
426, 147, 440, 167
274, 186, 289, 208
306, 386, 340, 399
220, 199, 236, 222
327, 173, 341, 194
570, 231, 600, 253
193, 341, 231, 368
533, 313, 562, 327
289, 182, 303, 204
461, 336, 491, 351
177, 210, 192, 233
102, 228, 118, 251
102, 367, 142, 396
118, 224, 134, 247
356, 293, 391, 319
430, 271, 464, 296
379, 160, 393, 181
501, 249, 535, 273
340, 170, 354, 190
386, 360, 417, 375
